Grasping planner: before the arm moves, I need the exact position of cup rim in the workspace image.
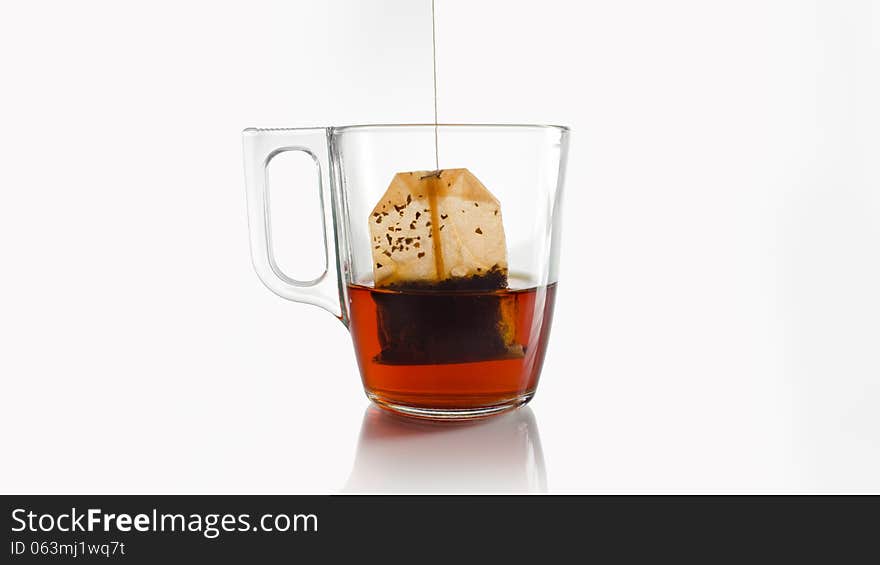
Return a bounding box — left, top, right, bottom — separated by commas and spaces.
333, 123, 569, 133
243, 123, 569, 134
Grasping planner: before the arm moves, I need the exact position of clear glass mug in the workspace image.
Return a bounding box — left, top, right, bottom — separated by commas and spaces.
243, 124, 568, 419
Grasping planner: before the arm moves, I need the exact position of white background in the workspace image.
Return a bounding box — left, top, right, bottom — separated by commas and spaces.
1, 0, 878, 493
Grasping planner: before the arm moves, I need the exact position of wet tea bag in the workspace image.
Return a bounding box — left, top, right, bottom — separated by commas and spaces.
370, 168, 508, 289
368, 168, 522, 364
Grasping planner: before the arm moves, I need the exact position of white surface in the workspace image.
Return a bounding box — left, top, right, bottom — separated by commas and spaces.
1, 0, 878, 493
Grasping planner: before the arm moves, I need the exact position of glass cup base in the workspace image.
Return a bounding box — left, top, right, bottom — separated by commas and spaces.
366, 391, 535, 421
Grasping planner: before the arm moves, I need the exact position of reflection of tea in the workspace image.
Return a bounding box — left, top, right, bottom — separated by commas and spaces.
347, 283, 557, 412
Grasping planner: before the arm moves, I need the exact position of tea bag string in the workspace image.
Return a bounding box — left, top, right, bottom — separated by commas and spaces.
431, 0, 440, 173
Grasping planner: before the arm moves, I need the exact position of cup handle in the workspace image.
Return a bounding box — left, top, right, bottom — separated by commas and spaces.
242, 127, 345, 323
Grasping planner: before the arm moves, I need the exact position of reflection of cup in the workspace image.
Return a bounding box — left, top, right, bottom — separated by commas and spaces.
243, 125, 568, 420
342, 405, 547, 493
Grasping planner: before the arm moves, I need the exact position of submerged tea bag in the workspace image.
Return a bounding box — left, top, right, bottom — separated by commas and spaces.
368, 168, 522, 364
369, 168, 508, 290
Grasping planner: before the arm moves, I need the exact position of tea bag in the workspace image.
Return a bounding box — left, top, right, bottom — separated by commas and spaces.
368, 168, 522, 364
370, 168, 508, 289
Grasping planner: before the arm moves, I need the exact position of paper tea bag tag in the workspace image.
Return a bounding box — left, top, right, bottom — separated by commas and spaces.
369, 168, 508, 289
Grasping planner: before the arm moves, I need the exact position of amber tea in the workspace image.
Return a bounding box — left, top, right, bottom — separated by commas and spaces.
348, 281, 556, 415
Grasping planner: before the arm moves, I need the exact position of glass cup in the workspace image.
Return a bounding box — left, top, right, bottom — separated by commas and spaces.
243, 124, 568, 419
